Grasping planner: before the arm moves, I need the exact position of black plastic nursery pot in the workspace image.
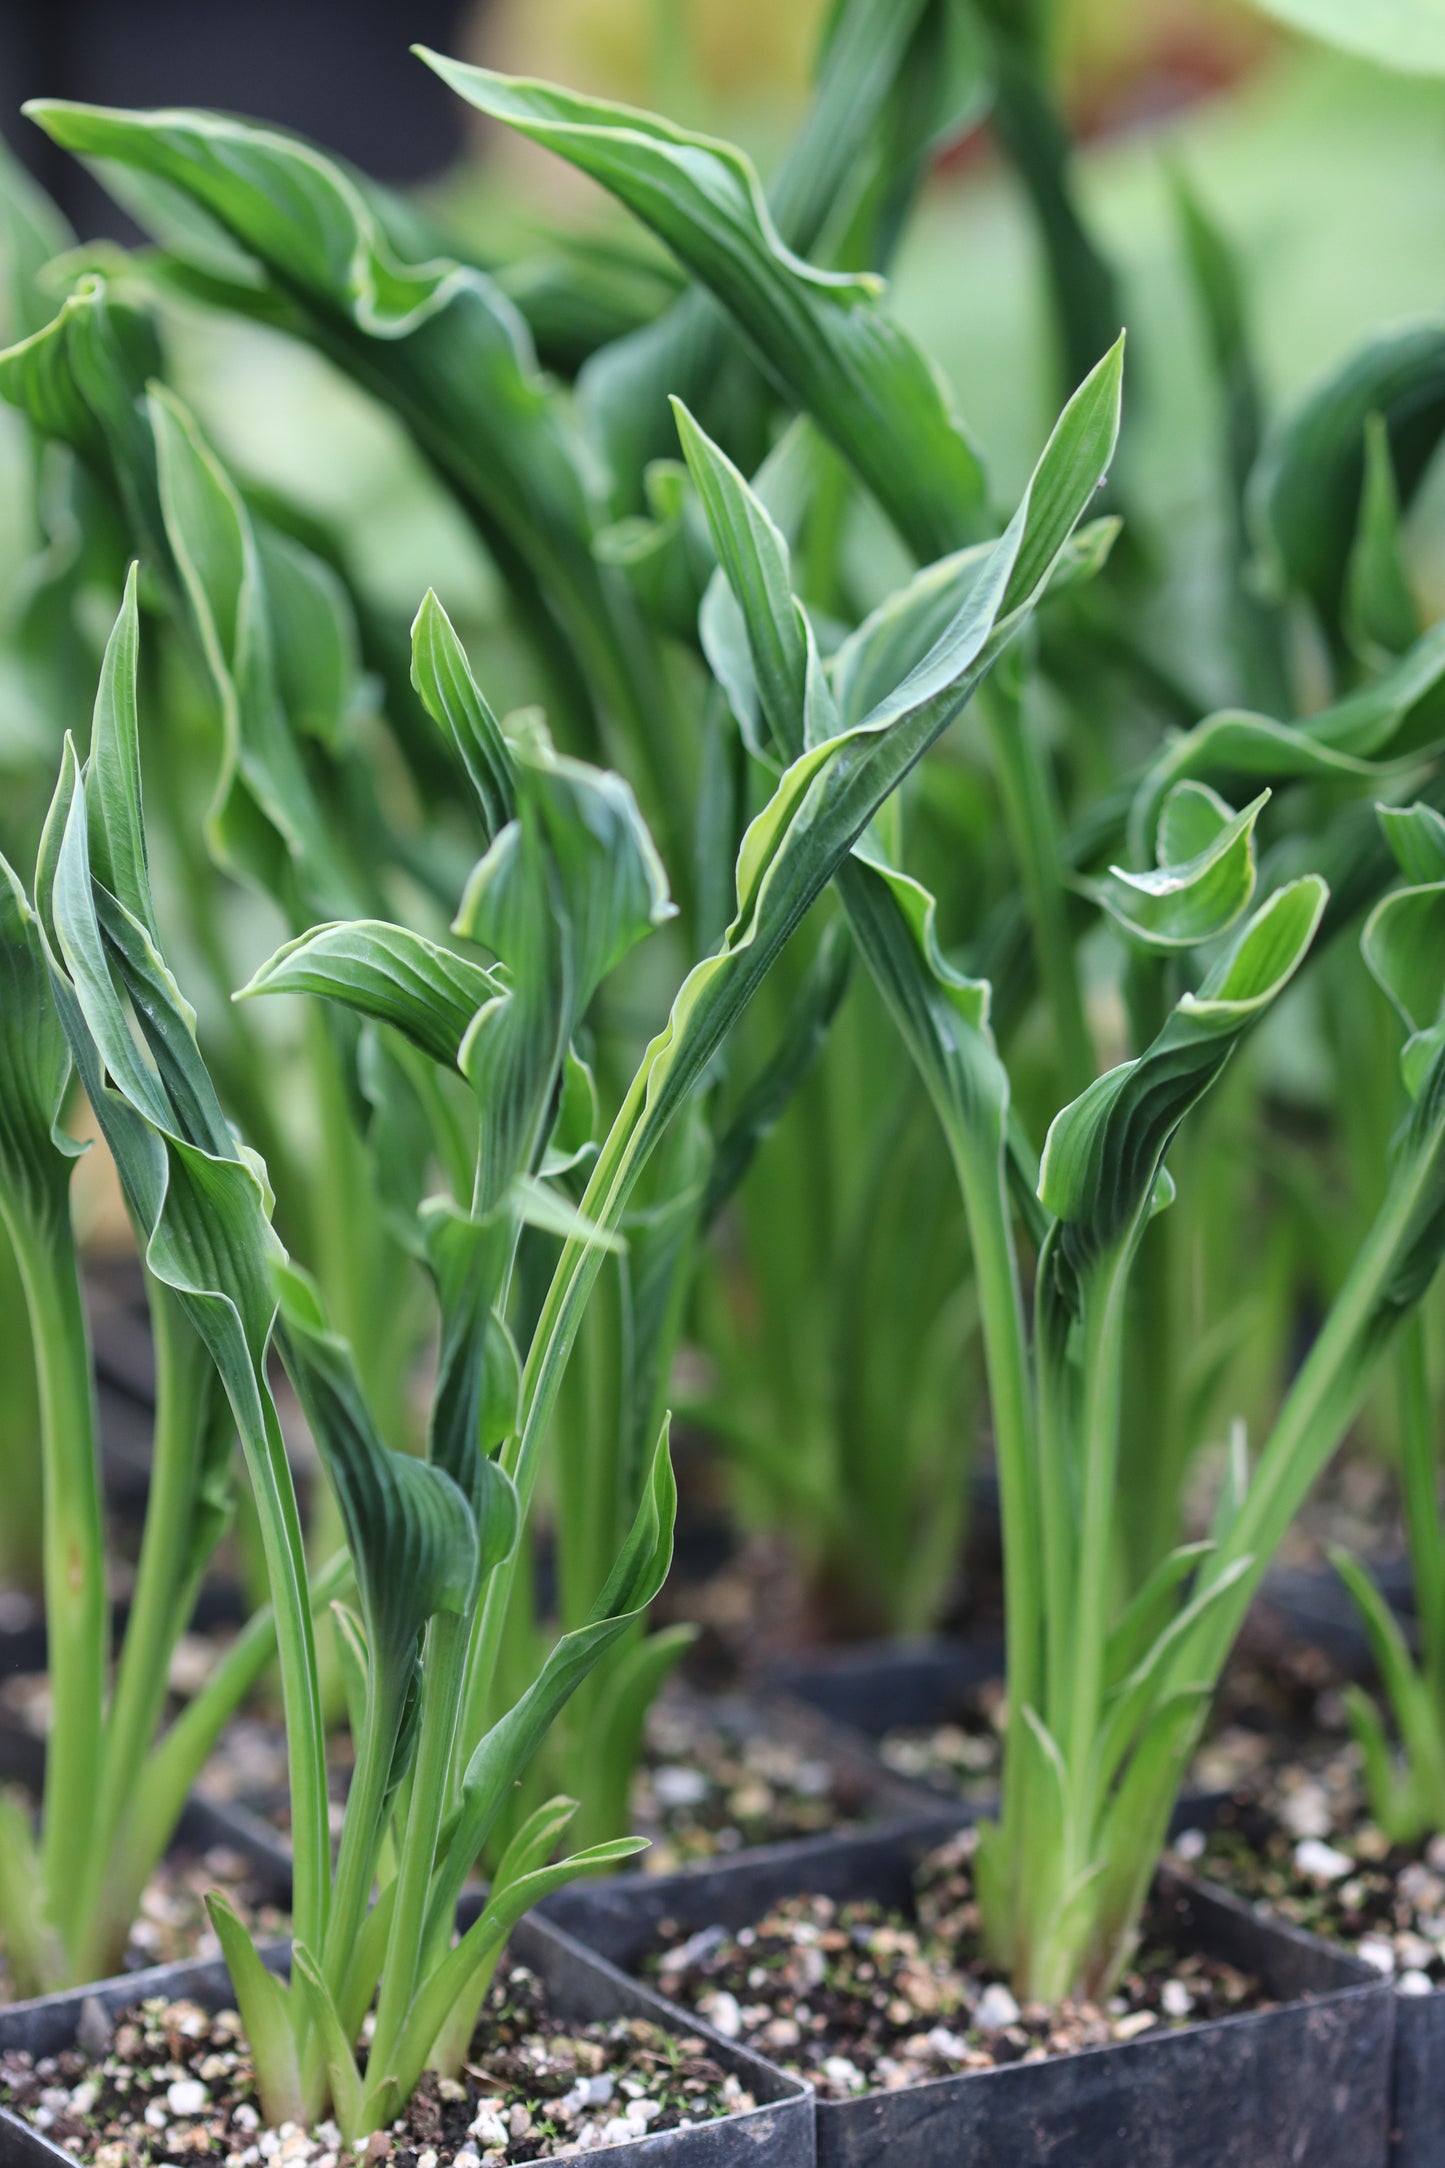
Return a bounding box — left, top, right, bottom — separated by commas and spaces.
0, 1721, 293, 2011
541, 1822, 1395, 2168
0, 1582, 249, 1690
766, 1635, 1005, 1742
1390, 1988, 1445, 2168
1173, 1796, 1445, 2168
1253, 1560, 1416, 1681
192, 1684, 961, 1896
0, 1907, 812, 2167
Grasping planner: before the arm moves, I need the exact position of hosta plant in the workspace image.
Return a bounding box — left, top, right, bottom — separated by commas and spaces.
0, 260, 1116, 2131
0, 577, 352, 1998
8, 6, 1059, 1655
686, 383, 1445, 2002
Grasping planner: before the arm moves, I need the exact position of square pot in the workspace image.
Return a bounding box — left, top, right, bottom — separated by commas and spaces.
1391, 1986, 1445, 2166
192, 1685, 962, 1896
542, 1822, 1394, 2168
1173, 1795, 1444, 2168
0, 1910, 812, 2167
765, 1637, 1005, 1742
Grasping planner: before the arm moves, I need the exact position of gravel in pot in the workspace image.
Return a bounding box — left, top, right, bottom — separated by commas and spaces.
1174, 1748, 1445, 2168
0, 1914, 811, 2167
542, 1821, 1393, 2167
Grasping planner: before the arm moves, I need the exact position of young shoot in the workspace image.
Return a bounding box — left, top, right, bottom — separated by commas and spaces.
1332, 802, 1445, 1843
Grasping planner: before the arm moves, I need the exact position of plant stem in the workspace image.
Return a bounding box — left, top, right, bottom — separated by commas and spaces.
9, 1211, 106, 1970
1061, 1241, 1134, 1806
1180, 1071, 1445, 1682
76, 1288, 218, 1975
323, 1669, 398, 1989
979, 674, 1094, 1102
1397, 1316, 1445, 1700
246, 1388, 333, 1959
367, 1614, 467, 2084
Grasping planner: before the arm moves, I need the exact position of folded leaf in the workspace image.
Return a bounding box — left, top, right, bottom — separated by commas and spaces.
23, 98, 665, 764
1040, 877, 1327, 1261
1128, 613, 1445, 858
239, 920, 501, 1069
409, 590, 515, 844
417, 55, 989, 561
272, 1259, 483, 1679
0, 849, 80, 1235
1093, 784, 1267, 951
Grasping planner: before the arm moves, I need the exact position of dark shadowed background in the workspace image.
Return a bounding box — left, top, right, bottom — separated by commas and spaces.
0, 0, 478, 233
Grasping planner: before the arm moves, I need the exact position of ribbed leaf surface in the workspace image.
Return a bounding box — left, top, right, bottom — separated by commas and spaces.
239, 921, 501, 1070
1040, 879, 1327, 1260
416, 56, 988, 562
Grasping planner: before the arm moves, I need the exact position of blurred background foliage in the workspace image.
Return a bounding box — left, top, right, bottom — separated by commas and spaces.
3, 0, 1444, 1631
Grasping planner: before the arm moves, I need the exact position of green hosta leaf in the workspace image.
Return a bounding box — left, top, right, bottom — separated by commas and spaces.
1092, 784, 1267, 951
85, 563, 157, 938
1126, 612, 1445, 859
509, 343, 1122, 1645
205, 1895, 307, 2130
0, 1794, 60, 2001
576, 0, 943, 503
546, 1046, 601, 1179
673, 392, 1023, 1275
431, 1420, 678, 1932
418, 55, 989, 561
1379, 801, 1445, 884
1251, 319, 1445, 642
579, 1622, 698, 1850
673, 398, 839, 758
1093, 1557, 1253, 1795
1103, 1541, 1214, 1692
1040, 878, 1328, 1261
0, 850, 80, 1235
409, 590, 515, 845
456, 721, 674, 1011
1363, 884, 1445, 1053
238, 921, 502, 1070
419, 1196, 522, 1507
22, 98, 656, 757
34, 593, 330, 1944
381, 1831, 648, 2113
0, 272, 164, 556
149, 382, 357, 916
272, 1258, 482, 1676
1362, 804, 1445, 1093
1344, 413, 1419, 667
454, 721, 673, 1209
290, 1946, 364, 2144
829, 520, 1118, 735
1330, 1547, 1445, 1831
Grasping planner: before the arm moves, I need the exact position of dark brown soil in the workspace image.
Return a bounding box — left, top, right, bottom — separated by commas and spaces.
643, 1830, 1271, 2101
0, 1961, 753, 2164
